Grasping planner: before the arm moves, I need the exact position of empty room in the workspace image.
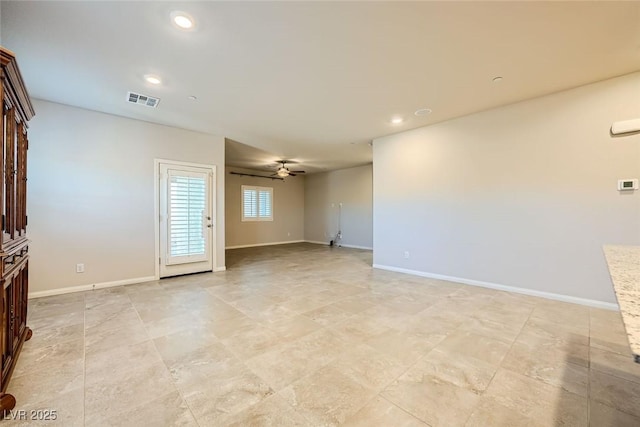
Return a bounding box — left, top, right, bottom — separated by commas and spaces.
0, 1, 639, 426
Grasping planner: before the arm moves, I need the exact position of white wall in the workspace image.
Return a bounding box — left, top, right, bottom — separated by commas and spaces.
305, 164, 373, 249
225, 166, 304, 248
373, 72, 640, 305
27, 100, 226, 295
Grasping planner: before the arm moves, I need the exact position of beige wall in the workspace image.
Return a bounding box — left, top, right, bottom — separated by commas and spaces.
305, 164, 373, 249
27, 100, 226, 295
225, 166, 304, 248
373, 72, 640, 305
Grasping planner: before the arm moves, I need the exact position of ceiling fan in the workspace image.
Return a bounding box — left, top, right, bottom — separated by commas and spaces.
271, 160, 306, 177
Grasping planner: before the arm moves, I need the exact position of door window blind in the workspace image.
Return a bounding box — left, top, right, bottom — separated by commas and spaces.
169, 175, 206, 256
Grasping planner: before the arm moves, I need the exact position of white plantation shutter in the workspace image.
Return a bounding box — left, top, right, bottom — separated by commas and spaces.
167, 171, 208, 263
258, 190, 272, 219
243, 188, 257, 218
242, 186, 273, 221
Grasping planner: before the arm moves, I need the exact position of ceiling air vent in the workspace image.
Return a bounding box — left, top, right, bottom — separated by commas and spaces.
126, 91, 160, 108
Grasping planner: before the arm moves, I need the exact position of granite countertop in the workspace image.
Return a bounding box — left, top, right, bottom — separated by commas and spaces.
603, 245, 640, 363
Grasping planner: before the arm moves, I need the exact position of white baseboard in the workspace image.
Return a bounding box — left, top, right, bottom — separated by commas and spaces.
305, 240, 328, 245
372, 264, 619, 311
28, 275, 157, 299
29, 284, 94, 299
214, 266, 227, 272
226, 240, 305, 249
304, 240, 372, 250
339, 244, 373, 251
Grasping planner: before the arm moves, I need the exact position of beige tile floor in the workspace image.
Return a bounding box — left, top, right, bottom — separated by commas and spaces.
5, 243, 640, 426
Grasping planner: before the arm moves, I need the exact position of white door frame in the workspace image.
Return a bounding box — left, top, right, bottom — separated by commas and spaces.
154, 159, 217, 280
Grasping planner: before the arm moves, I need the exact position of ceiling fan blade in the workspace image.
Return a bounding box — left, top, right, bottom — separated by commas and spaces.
289, 173, 297, 176
290, 170, 306, 173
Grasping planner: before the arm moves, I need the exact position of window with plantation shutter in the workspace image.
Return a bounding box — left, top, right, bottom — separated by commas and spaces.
242, 185, 273, 221
243, 188, 257, 219
258, 190, 271, 218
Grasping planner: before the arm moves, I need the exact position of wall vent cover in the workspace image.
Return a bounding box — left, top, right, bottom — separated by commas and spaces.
127, 91, 160, 108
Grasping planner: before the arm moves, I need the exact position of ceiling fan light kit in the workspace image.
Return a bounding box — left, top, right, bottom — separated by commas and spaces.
271, 161, 306, 178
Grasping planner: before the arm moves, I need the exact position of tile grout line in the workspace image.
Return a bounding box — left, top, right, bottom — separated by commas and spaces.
129, 289, 204, 427
463, 294, 538, 423
148, 338, 203, 427
357, 344, 434, 424
371, 288, 480, 425
164, 281, 342, 425
458, 292, 519, 425
379, 394, 432, 426
489, 302, 594, 423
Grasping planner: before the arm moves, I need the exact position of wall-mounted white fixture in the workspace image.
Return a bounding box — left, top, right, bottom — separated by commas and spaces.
611, 118, 640, 136
618, 179, 638, 191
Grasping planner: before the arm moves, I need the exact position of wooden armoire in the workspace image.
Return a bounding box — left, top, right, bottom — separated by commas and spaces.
0, 47, 34, 413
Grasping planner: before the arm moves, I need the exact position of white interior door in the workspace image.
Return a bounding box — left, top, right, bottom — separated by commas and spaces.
159, 162, 215, 278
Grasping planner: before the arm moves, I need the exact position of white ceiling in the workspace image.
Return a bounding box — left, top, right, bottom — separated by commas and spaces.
2, 1, 640, 173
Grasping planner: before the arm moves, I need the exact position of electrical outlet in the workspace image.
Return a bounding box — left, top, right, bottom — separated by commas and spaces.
287, 232, 291, 237
76, 263, 85, 273
403, 251, 410, 259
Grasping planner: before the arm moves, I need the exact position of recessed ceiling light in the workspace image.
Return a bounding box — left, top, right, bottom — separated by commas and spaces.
144, 74, 162, 85
391, 117, 404, 125
414, 108, 432, 116
187, 95, 197, 101
171, 11, 195, 30
493, 76, 503, 83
